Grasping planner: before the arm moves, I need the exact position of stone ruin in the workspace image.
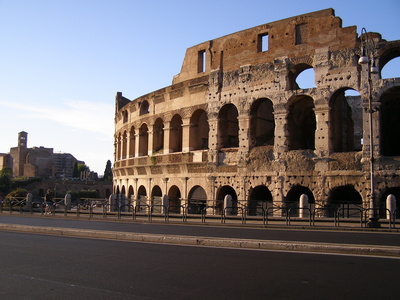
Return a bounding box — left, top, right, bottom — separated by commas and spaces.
113, 8, 400, 217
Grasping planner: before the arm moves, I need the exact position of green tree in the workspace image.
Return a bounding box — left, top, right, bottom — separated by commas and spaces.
0, 167, 12, 194
73, 162, 90, 178
103, 160, 113, 182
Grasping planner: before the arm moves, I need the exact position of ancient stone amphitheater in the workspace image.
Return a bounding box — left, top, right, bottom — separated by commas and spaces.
113, 8, 400, 219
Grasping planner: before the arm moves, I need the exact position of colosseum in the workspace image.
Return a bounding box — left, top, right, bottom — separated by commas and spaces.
113, 8, 400, 223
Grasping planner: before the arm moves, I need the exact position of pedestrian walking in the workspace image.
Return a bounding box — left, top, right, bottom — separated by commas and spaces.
44, 189, 53, 214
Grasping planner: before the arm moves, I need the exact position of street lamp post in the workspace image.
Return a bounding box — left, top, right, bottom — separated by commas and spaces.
358, 28, 380, 228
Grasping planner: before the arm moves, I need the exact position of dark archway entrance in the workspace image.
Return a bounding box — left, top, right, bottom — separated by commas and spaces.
188, 185, 207, 214
327, 185, 362, 218
168, 185, 181, 214
285, 185, 315, 216
216, 186, 238, 215
248, 185, 273, 216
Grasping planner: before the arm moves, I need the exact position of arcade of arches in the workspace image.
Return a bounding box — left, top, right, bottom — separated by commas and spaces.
113, 9, 400, 218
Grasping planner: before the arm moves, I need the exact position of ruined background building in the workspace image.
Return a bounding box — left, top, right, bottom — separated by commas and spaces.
0, 131, 86, 179
113, 9, 400, 217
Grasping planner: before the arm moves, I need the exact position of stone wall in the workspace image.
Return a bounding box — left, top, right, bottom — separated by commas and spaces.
113, 9, 400, 215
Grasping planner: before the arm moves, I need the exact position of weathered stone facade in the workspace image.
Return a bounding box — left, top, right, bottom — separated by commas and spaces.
113, 9, 400, 216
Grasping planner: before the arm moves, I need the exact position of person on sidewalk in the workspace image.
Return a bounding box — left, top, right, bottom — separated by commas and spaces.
44, 189, 53, 214
64, 191, 71, 210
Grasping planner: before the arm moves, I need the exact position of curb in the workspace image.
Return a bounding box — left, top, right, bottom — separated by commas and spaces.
1, 223, 399, 258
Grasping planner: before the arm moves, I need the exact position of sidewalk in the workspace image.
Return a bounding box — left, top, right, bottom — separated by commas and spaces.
1, 210, 399, 258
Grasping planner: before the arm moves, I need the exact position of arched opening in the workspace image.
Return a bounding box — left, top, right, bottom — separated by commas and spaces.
189, 109, 209, 150
115, 134, 120, 161
287, 95, 316, 150
121, 185, 126, 197
140, 100, 150, 115
250, 98, 274, 147
151, 185, 163, 213
218, 104, 239, 148
380, 87, 400, 156
139, 123, 149, 156
122, 131, 127, 159
129, 126, 135, 158
153, 118, 164, 154
137, 185, 147, 208
327, 185, 362, 218
380, 187, 400, 218
285, 185, 315, 216
128, 185, 134, 201
216, 186, 238, 215
248, 185, 273, 216
123, 110, 128, 123
114, 186, 120, 199
168, 185, 181, 214
188, 185, 207, 214
288, 63, 315, 90
170, 114, 183, 153
330, 88, 363, 152
379, 48, 400, 79
116, 133, 122, 160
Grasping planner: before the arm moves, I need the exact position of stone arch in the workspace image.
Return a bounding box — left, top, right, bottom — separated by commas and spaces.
380, 86, 400, 156
248, 185, 273, 216
250, 98, 275, 147
139, 123, 149, 156
378, 46, 400, 78
153, 118, 164, 154
122, 130, 127, 159
170, 114, 183, 153
285, 184, 315, 216
151, 185, 163, 212
151, 185, 162, 197
288, 63, 314, 90
140, 100, 150, 115
218, 103, 239, 148
381, 57, 400, 79
189, 109, 209, 150
216, 185, 238, 215
380, 187, 400, 218
330, 88, 363, 152
327, 184, 362, 217
128, 185, 134, 200
168, 185, 181, 213
188, 185, 207, 214
129, 126, 136, 158
123, 110, 128, 123
287, 95, 316, 150
137, 185, 147, 206
121, 185, 126, 196
115, 133, 121, 160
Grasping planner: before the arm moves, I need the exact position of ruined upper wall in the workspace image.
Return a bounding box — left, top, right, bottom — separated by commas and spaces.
173, 8, 358, 84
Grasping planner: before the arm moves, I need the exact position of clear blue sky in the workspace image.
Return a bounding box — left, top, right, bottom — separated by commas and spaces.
0, 0, 399, 174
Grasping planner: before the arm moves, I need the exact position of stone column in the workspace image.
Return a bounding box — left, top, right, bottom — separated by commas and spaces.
147, 125, 154, 156
386, 194, 396, 220
207, 113, 219, 163
181, 118, 191, 152
163, 124, 171, 154
299, 194, 309, 218
134, 132, 140, 158
314, 106, 331, 157
238, 114, 250, 156
273, 109, 288, 156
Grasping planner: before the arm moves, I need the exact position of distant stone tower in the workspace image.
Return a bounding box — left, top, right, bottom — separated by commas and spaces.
18, 131, 28, 148
10, 131, 29, 176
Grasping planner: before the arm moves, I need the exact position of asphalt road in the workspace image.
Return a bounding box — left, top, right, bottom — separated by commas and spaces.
0, 230, 399, 300
1, 214, 399, 247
